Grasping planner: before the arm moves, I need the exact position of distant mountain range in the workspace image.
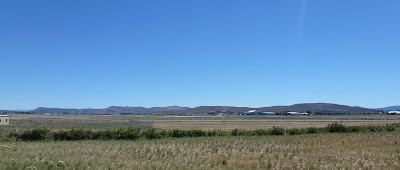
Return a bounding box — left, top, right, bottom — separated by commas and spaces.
259, 103, 377, 114
377, 105, 400, 111
0, 103, 381, 115
30, 106, 190, 114
0, 110, 12, 114
170, 103, 377, 115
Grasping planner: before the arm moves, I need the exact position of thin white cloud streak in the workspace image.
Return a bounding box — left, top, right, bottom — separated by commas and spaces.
298, 0, 308, 41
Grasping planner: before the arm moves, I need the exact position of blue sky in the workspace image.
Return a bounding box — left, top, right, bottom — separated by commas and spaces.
1, 0, 399, 109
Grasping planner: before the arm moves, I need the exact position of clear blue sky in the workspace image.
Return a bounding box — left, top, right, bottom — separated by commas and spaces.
1, 0, 399, 110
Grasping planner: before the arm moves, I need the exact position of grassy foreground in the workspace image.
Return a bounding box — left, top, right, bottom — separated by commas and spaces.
1, 132, 400, 169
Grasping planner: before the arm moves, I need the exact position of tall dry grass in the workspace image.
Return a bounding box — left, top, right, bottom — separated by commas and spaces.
153, 121, 400, 131
1, 132, 399, 169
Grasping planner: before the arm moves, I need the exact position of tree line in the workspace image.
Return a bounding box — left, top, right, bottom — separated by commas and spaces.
3, 123, 400, 141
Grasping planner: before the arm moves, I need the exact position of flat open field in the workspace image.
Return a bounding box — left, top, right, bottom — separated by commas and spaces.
1, 132, 399, 169
2, 114, 400, 132
1, 114, 400, 169
153, 121, 400, 131
9, 114, 400, 121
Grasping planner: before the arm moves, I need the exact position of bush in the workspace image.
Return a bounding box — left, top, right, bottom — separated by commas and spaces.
385, 124, 398, 132
53, 129, 92, 140
346, 126, 368, 133
18, 128, 50, 141
254, 129, 270, 136
116, 127, 140, 140
206, 130, 226, 137
306, 127, 322, 134
68, 129, 89, 140
143, 128, 162, 139
53, 127, 140, 141
366, 125, 385, 132
231, 129, 246, 136
169, 129, 188, 138
189, 130, 207, 137
7, 123, 400, 141
327, 123, 346, 133
288, 128, 305, 135
270, 126, 285, 135
8, 132, 19, 138
53, 130, 68, 140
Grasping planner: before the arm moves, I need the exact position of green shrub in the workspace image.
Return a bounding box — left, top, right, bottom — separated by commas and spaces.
305, 127, 322, 134
143, 128, 162, 139
206, 130, 226, 137
346, 126, 368, 132
366, 125, 387, 132
68, 129, 89, 140
7, 123, 400, 141
270, 126, 285, 135
7, 132, 19, 138
231, 129, 245, 136
189, 129, 207, 137
306, 127, 317, 134
18, 128, 50, 141
288, 128, 305, 135
53, 130, 68, 140
385, 124, 397, 131
169, 129, 188, 138
254, 129, 270, 136
53, 129, 91, 140
327, 123, 346, 133
116, 127, 140, 140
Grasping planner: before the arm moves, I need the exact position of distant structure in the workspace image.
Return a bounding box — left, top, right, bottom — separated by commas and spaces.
243, 110, 276, 116
287, 112, 301, 116
205, 111, 234, 116
0, 115, 9, 125
301, 112, 310, 115
388, 111, 400, 115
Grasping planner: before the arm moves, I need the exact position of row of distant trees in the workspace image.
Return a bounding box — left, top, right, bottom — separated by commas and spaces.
4, 123, 400, 141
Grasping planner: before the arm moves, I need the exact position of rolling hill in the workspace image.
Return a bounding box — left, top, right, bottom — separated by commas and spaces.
28, 103, 378, 115
377, 105, 400, 111
258, 103, 377, 114
31, 106, 189, 114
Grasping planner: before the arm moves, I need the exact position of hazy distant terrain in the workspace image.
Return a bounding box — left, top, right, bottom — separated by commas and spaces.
14, 103, 378, 115
31, 106, 189, 114
377, 105, 400, 111
0, 110, 15, 114
258, 103, 377, 114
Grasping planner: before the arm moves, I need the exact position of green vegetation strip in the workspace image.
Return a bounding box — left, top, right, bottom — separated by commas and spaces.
2, 123, 400, 141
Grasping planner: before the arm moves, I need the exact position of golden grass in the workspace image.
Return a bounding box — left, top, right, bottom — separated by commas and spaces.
9, 114, 400, 122
1, 132, 400, 169
153, 121, 400, 131
6, 114, 400, 132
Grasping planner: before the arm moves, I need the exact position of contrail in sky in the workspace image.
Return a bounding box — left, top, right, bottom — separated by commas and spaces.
298, 0, 308, 41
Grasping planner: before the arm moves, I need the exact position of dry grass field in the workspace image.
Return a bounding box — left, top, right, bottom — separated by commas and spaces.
3, 114, 400, 132
8, 114, 400, 121
1, 114, 400, 169
1, 132, 400, 169
153, 121, 400, 131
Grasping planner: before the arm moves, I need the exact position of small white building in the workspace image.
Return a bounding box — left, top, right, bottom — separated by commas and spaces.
287, 112, 301, 116
301, 112, 310, 115
262, 112, 276, 115
388, 111, 400, 115
0, 115, 9, 125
